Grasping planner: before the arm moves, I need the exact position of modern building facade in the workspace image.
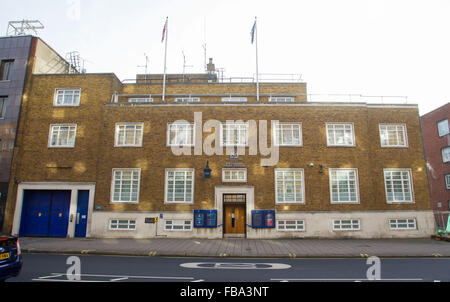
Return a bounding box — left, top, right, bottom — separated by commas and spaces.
421, 103, 450, 230
0, 35, 74, 230
2, 64, 435, 239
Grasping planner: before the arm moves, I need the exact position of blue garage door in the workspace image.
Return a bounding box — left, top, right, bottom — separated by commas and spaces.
20, 190, 71, 237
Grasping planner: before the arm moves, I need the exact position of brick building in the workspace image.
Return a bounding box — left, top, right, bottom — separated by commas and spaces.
0, 35, 74, 230
421, 103, 450, 229
1, 60, 435, 239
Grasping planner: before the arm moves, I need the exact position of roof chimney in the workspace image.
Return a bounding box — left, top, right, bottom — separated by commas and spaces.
207, 58, 215, 73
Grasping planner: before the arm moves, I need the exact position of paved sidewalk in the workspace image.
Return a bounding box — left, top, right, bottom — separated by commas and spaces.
19, 237, 450, 258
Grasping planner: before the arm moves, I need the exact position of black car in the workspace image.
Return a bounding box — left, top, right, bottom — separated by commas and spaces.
0, 234, 22, 281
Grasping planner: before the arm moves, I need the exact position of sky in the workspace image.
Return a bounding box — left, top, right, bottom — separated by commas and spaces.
1, 0, 450, 115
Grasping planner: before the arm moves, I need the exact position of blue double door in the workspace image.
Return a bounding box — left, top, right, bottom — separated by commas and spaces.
20, 190, 89, 238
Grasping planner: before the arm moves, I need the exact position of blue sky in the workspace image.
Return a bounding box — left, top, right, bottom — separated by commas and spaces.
2, 0, 450, 114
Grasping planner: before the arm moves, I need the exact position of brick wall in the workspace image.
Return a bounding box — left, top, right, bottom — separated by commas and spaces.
2, 74, 432, 233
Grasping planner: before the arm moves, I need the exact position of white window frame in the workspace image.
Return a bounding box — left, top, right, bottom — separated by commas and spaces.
275, 168, 305, 204
383, 168, 414, 204
333, 219, 361, 231
0, 96, 7, 119
114, 123, 144, 147
379, 123, 408, 148
326, 123, 355, 147
269, 97, 294, 103
329, 168, 360, 204
175, 97, 200, 103
165, 168, 195, 204
277, 219, 305, 231
48, 124, 77, 148
128, 98, 153, 103
445, 174, 450, 190
109, 219, 137, 231
389, 218, 417, 230
221, 97, 247, 103
222, 168, 247, 183
273, 122, 303, 146
167, 122, 195, 147
220, 122, 249, 147
164, 219, 192, 231
442, 147, 450, 163
54, 88, 81, 106
111, 168, 141, 203
437, 119, 449, 137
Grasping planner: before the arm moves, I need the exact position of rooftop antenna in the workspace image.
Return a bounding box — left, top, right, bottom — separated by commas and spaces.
137, 53, 150, 83
65, 51, 82, 74
7, 20, 44, 36
182, 51, 193, 82
202, 16, 207, 72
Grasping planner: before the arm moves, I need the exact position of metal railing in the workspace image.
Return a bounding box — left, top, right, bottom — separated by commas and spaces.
434, 211, 450, 230
122, 73, 304, 84
307, 94, 408, 104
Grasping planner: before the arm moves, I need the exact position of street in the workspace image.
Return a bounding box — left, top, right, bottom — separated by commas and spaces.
6, 253, 450, 282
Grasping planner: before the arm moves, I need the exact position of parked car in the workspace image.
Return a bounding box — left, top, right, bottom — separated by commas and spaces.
0, 234, 22, 281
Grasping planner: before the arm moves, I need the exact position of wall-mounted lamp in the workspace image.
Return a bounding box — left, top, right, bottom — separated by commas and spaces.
319, 164, 324, 174
204, 161, 212, 179
308, 163, 314, 168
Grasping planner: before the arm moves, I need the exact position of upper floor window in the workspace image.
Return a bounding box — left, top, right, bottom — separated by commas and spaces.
326, 123, 355, 147
0, 96, 7, 119
175, 97, 200, 103
275, 169, 305, 204
222, 97, 247, 103
111, 169, 140, 203
128, 98, 153, 103
329, 168, 359, 203
273, 122, 302, 146
167, 123, 194, 147
379, 124, 408, 147
48, 124, 77, 148
54, 88, 81, 106
165, 169, 194, 204
269, 97, 294, 103
442, 147, 450, 163
0, 60, 14, 81
115, 123, 143, 147
222, 168, 247, 182
384, 169, 414, 203
437, 119, 449, 137
221, 122, 249, 147
445, 174, 450, 190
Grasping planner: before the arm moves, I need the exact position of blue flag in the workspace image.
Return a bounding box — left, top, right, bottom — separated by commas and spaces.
251, 20, 256, 44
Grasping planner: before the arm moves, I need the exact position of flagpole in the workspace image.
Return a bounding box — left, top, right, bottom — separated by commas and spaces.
255, 17, 260, 102
162, 17, 168, 102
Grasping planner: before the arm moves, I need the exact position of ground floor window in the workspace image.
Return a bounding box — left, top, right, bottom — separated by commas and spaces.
109, 219, 136, 230
164, 219, 192, 231
277, 220, 305, 231
333, 219, 360, 231
389, 218, 417, 230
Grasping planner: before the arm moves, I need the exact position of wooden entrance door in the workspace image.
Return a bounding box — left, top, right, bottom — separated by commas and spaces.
223, 194, 246, 236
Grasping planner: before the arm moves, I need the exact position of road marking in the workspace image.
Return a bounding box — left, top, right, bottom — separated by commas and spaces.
32, 272, 194, 282
191, 279, 205, 282
110, 277, 129, 282
271, 278, 423, 282
80, 250, 95, 254
180, 262, 291, 270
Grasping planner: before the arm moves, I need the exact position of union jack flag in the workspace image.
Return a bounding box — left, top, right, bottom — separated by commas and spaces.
161, 17, 168, 43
